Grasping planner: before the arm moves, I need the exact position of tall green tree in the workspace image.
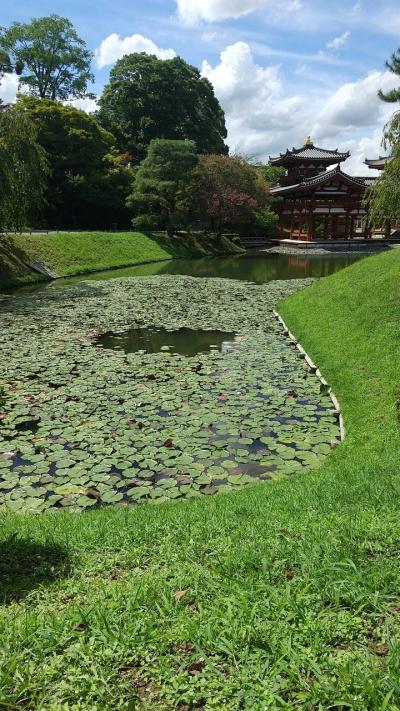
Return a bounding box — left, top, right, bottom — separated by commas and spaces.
98, 53, 227, 162
16, 97, 132, 229
0, 106, 48, 230
0, 15, 94, 100
128, 139, 198, 236
378, 49, 400, 103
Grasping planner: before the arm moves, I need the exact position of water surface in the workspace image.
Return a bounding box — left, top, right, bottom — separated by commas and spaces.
4, 253, 365, 295
95, 327, 237, 356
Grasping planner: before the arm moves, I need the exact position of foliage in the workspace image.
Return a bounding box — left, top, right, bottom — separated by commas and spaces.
128, 139, 199, 236
366, 110, 400, 227
258, 163, 286, 186
378, 48, 400, 103
0, 15, 94, 100
98, 53, 227, 162
0, 106, 48, 230
196, 154, 271, 235
366, 150, 400, 227
16, 97, 132, 229
1, 251, 400, 707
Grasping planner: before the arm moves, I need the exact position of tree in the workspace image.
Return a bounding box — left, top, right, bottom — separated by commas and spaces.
367, 113, 400, 229
128, 139, 198, 236
258, 163, 286, 186
98, 53, 227, 162
0, 106, 48, 230
0, 15, 94, 100
378, 49, 400, 103
16, 97, 132, 229
196, 154, 272, 236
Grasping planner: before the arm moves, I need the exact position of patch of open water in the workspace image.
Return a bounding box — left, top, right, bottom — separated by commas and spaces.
94, 327, 238, 357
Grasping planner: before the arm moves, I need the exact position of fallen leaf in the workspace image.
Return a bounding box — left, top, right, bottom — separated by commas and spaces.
179, 641, 195, 655
187, 659, 205, 675
174, 589, 188, 601
374, 644, 389, 656
164, 438, 173, 448
87, 487, 101, 499
74, 623, 87, 632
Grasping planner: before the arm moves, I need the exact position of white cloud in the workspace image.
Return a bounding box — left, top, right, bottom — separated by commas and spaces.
326, 31, 350, 51
340, 128, 390, 175
176, 0, 300, 25
0, 72, 19, 104
312, 71, 397, 135
67, 97, 98, 113
201, 42, 399, 174
95, 33, 176, 69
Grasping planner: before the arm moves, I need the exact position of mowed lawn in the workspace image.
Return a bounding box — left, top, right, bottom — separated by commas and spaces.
1, 250, 400, 710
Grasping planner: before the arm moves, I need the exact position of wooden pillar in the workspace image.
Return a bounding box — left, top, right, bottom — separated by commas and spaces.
323, 215, 328, 240
331, 216, 336, 240
350, 216, 354, 240
307, 212, 313, 241
345, 212, 350, 241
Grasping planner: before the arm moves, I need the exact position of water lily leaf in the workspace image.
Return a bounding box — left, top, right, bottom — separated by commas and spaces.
54, 484, 86, 496
101, 490, 123, 503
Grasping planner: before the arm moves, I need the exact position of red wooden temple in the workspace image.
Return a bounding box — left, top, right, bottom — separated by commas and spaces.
269, 137, 388, 241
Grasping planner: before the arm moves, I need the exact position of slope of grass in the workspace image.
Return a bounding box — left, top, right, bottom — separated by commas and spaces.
0, 231, 242, 288
1, 251, 400, 709
0, 235, 46, 288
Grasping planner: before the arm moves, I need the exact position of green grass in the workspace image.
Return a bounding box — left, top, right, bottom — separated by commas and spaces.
0, 231, 242, 287
1, 250, 400, 709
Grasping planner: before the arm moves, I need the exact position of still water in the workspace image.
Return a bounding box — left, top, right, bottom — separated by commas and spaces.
95, 327, 237, 356
8, 252, 365, 294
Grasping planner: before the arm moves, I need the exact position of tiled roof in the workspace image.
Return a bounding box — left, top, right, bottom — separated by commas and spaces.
270, 165, 370, 195
364, 157, 391, 170
270, 142, 350, 164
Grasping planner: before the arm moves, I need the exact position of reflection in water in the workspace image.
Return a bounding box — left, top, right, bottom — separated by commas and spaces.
95, 326, 237, 356
5, 252, 366, 295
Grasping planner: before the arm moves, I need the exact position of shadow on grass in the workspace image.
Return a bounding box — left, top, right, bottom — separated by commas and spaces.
0, 534, 71, 603
0, 234, 43, 287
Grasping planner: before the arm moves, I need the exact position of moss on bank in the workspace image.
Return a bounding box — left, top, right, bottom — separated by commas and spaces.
0, 231, 242, 288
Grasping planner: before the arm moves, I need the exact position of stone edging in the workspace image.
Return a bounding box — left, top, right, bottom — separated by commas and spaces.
273, 309, 346, 443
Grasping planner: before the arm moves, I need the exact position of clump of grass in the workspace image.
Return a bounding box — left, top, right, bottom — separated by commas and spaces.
0, 250, 400, 709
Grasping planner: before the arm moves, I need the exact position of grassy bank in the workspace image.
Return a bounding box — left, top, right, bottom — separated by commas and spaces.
1, 251, 400, 709
0, 231, 242, 287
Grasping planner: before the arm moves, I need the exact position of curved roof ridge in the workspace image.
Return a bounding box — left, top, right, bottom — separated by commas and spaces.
269, 143, 350, 165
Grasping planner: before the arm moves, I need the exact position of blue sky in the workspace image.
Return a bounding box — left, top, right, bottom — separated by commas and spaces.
2, 0, 400, 173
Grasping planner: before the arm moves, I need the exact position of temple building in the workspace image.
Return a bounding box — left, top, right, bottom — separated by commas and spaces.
269, 137, 388, 241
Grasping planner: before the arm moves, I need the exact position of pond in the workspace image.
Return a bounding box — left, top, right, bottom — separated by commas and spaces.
95, 327, 238, 357
0, 253, 356, 513
3, 251, 365, 294
0, 274, 342, 512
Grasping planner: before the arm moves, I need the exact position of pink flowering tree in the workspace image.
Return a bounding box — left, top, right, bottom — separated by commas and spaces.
196, 154, 270, 236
